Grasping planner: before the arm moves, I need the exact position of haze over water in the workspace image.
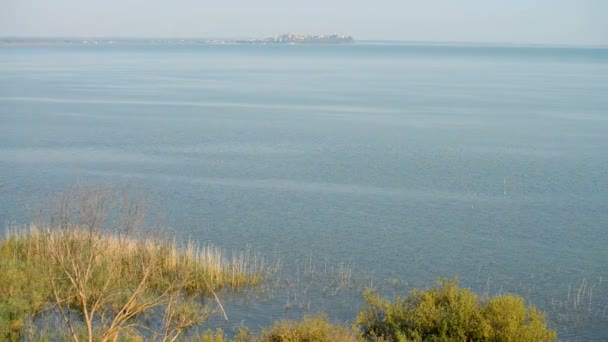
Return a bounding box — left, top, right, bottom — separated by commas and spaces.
1, 43, 607, 339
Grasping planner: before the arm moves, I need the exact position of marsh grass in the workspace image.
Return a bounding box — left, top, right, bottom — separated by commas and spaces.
0, 184, 279, 340
0, 223, 273, 341
274, 255, 360, 312
4, 225, 269, 289
549, 277, 607, 331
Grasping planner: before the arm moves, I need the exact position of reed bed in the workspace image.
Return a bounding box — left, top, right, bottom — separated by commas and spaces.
3, 224, 270, 293
0, 224, 274, 341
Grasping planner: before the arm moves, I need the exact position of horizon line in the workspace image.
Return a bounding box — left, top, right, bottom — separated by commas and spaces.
1, 36, 607, 49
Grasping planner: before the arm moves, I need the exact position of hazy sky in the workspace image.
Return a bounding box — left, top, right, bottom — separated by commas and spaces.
1, 0, 607, 45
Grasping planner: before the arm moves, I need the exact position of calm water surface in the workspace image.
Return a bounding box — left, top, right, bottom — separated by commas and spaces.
1, 44, 607, 339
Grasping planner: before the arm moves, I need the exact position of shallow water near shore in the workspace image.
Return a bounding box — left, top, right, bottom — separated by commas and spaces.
1, 43, 607, 339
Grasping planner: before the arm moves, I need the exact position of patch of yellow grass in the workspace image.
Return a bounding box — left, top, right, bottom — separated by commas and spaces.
0, 224, 275, 340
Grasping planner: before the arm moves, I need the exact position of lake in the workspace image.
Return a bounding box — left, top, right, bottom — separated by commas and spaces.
1, 43, 607, 339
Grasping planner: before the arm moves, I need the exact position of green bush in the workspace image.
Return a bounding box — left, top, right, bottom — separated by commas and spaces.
259, 314, 362, 342
356, 278, 557, 342
198, 328, 252, 342
196, 317, 361, 342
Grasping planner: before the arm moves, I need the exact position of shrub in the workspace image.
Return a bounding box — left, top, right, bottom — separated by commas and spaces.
479, 295, 557, 341
198, 328, 252, 342
356, 278, 557, 342
259, 314, 362, 342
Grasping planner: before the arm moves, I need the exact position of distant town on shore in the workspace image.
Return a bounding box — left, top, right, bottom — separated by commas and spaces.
237, 33, 353, 44
0, 34, 354, 46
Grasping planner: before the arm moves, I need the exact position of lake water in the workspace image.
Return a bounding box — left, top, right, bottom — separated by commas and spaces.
1, 43, 607, 339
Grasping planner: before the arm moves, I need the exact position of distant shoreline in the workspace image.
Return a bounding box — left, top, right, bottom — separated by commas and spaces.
1, 37, 606, 49
0, 34, 354, 46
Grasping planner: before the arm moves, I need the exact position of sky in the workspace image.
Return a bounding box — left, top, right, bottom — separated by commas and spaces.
1, 0, 607, 45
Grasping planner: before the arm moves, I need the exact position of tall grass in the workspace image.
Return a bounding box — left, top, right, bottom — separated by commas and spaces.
4, 224, 269, 290
0, 184, 280, 340
0, 224, 274, 341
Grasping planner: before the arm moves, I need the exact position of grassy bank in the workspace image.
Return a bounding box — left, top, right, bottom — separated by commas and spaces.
0, 224, 273, 341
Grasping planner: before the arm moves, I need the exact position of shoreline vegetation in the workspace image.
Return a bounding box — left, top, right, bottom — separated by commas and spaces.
1, 186, 556, 341
1, 225, 272, 341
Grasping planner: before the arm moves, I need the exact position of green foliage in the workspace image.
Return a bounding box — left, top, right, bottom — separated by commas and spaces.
0, 225, 270, 340
357, 278, 557, 341
198, 328, 252, 342
198, 329, 231, 342
195, 316, 361, 342
479, 295, 557, 341
0, 236, 49, 341
259, 314, 362, 342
